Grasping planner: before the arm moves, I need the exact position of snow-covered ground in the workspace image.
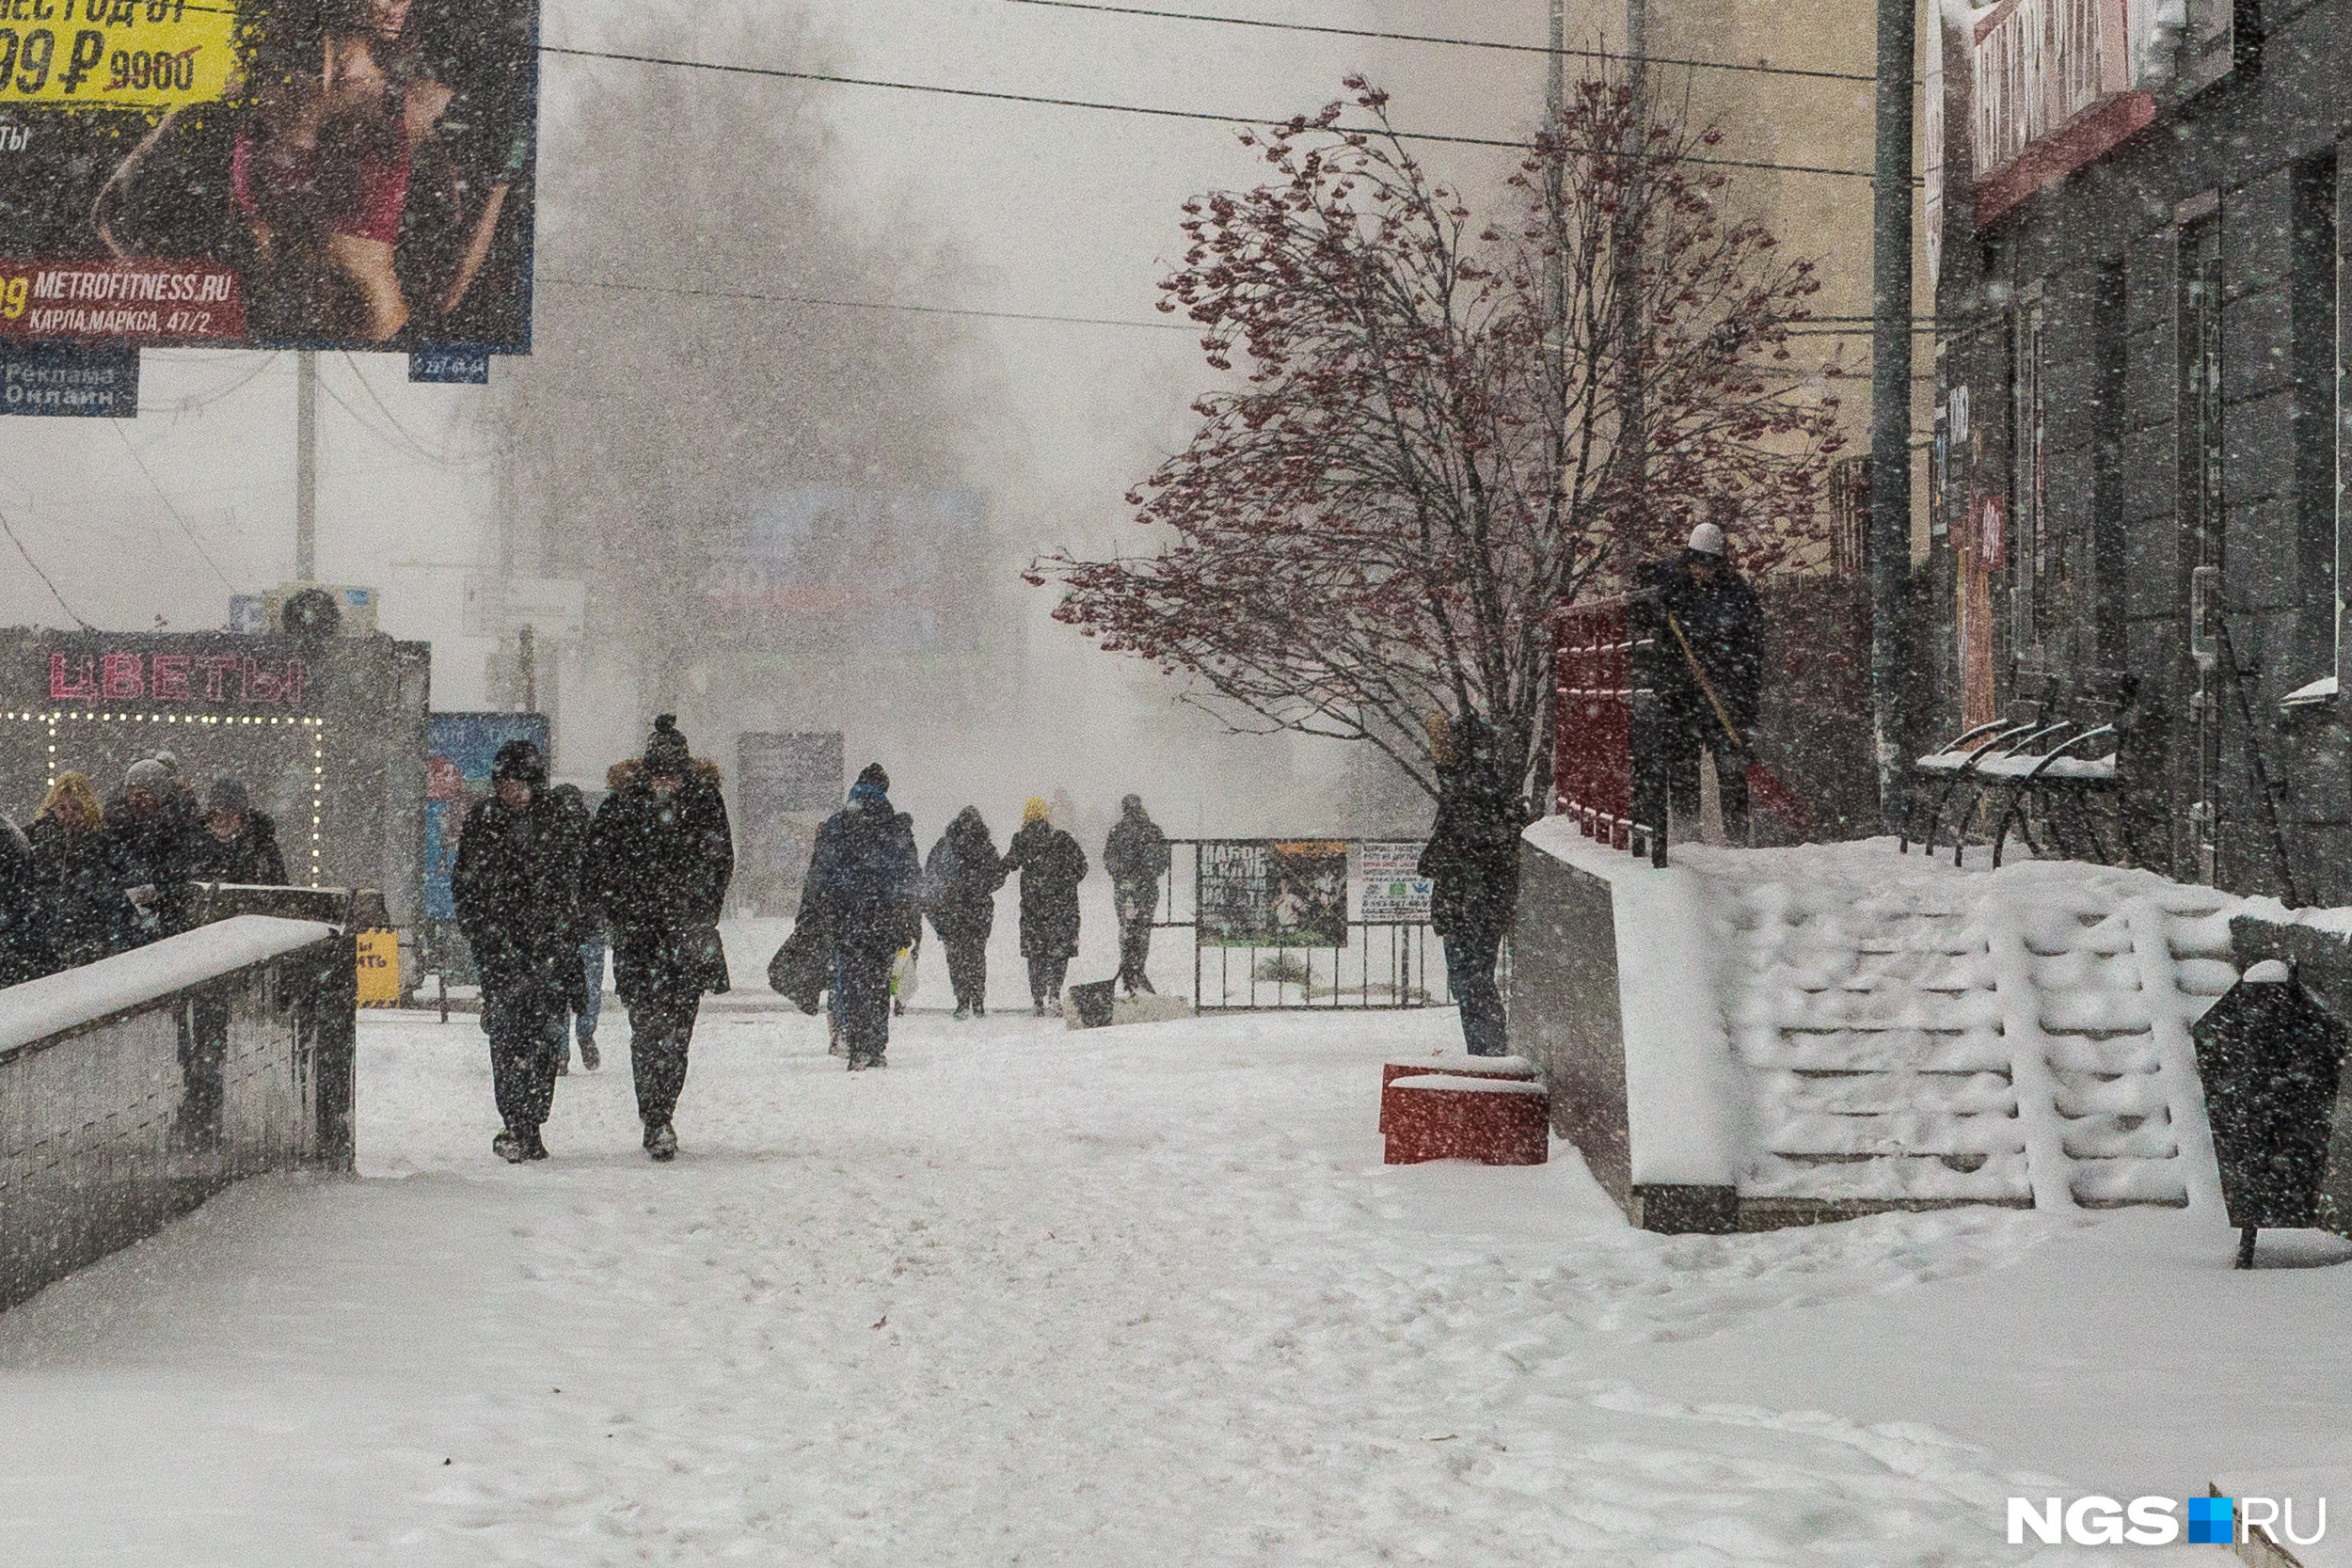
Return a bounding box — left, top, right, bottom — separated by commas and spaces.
0, 997, 2346, 1563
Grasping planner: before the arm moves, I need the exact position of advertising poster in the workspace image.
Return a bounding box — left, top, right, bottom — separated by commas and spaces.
0, 0, 539, 350
1, 341, 137, 415
1359, 841, 1433, 922
736, 731, 842, 917
422, 710, 545, 921
1197, 840, 1348, 948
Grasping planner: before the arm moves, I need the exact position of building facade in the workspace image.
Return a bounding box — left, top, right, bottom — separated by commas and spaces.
1929, 0, 2350, 900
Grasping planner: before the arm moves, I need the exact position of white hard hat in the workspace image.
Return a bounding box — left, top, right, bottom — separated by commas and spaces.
1687, 522, 1727, 557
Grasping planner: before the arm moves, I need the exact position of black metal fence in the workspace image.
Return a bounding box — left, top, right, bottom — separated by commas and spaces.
1150, 837, 1461, 1012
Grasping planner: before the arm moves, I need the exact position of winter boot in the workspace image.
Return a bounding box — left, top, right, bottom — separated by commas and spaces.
580, 1037, 600, 1072
644, 1121, 678, 1162
555, 1055, 570, 1075
846, 1054, 869, 1072
525, 1128, 550, 1162
492, 1129, 527, 1164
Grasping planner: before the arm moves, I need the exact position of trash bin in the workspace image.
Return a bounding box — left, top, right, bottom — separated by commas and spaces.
2190, 959, 2352, 1265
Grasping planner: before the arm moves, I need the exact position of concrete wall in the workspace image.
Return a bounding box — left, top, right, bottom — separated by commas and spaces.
0, 919, 357, 1312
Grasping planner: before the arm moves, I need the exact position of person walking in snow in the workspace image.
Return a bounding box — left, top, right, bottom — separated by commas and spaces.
1419, 716, 1525, 1058
185, 775, 288, 887
924, 805, 1008, 1019
804, 763, 922, 1069
1004, 797, 1087, 1015
28, 771, 117, 969
453, 739, 586, 1163
1638, 521, 1765, 844
587, 717, 734, 1159
1103, 794, 1168, 997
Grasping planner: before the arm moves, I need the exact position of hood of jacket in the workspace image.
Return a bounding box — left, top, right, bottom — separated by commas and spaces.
607, 756, 724, 794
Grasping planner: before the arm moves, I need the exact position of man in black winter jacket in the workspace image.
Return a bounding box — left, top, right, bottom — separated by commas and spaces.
104, 757, 200, 948
804, 763, 920, 1070
1103, 795, 1169, 996
1419, 717, 1525, 1057
453, 739, 585, 1163
1639, 522, 1766, 844
586, 716, 734, 1158
187, 775, 289, 887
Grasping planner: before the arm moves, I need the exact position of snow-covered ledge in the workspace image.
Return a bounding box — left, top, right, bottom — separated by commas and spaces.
0, 916, 337, 1062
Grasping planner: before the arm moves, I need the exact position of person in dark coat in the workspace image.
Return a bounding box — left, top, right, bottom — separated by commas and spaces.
1102, 794, 1169, 997
453, 739, 585, 1163
27, 771, 112, 971
0, 815, 43, 987
1004, 797, 1088, 1015
548, 784, 603, 1075
1419, 716, 1525, 1057
185, 775, 289, 887
586, 716, 734, 1158
924, 805, 1007, 1020
1640, 521, 1766, 843
103, 756, 201, 948
806, 763, 921, 1069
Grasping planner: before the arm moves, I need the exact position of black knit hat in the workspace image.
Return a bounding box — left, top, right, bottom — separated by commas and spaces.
644, 714, 691, 777
492, 739, 547, 785
855, 762, 889, 793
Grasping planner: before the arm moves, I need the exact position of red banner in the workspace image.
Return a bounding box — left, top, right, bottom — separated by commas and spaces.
0, 260, 246, 343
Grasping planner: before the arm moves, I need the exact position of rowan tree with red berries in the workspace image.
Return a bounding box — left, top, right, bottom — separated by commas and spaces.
1033, 70, 1844, 798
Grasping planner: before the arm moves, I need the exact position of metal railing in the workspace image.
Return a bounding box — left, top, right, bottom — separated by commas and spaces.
1149, 838, 1460, 1011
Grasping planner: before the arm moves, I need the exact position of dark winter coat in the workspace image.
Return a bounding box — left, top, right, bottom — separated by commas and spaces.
185, 812, 288, 888
1103, 809, 1171, 899
453, 785, 588, 1002
806, 795, 923, 958
1642, 553, 1766, 744
1004, 819, 1087, 960
1419, 760, 1525, 940
0, 818, 46, 986
102, 789, 201, 946
924, 807, 1007, 946
28, 815, 121, 967
587, 759, 735, 1002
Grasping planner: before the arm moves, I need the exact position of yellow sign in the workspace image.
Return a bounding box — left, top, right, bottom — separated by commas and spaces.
0, 0, 238, 110
356, 927, 400, 1007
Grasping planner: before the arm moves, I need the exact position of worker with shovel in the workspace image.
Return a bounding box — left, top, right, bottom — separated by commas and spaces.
1640, 522, 1767, 846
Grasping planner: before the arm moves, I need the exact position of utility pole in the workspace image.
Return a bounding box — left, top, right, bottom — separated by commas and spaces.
1616, 0, 1649, 539
1867, 0, 1917, 828
295, 349, 317, 582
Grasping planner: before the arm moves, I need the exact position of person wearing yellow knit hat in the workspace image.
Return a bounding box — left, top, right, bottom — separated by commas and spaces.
1002, 797, 1088, 1015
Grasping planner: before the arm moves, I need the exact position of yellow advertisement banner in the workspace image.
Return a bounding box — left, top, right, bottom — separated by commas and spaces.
0, 0, 237, 110
356, 927, 401, 1007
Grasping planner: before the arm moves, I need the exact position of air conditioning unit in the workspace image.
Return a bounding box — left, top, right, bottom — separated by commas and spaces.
262, 582, 381, 638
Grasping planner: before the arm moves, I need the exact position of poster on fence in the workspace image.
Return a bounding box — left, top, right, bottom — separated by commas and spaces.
1359, 841, 1433, 922
1197, 840, 1348, 947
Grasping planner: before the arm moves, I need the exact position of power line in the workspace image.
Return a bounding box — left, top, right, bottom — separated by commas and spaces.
109, 423, 238, 592
0, 505, 94, 629
536, 274, 1197, 332
340, 353, 495, 466
1001, 0, 1881, 85
540, 43, 1894, 182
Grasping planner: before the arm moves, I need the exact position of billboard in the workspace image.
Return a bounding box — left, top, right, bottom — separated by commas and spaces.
1197, 840, 1348, 949
735, 731, 841, 917
0, 0, 539, 351
700, 488, 991, 656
